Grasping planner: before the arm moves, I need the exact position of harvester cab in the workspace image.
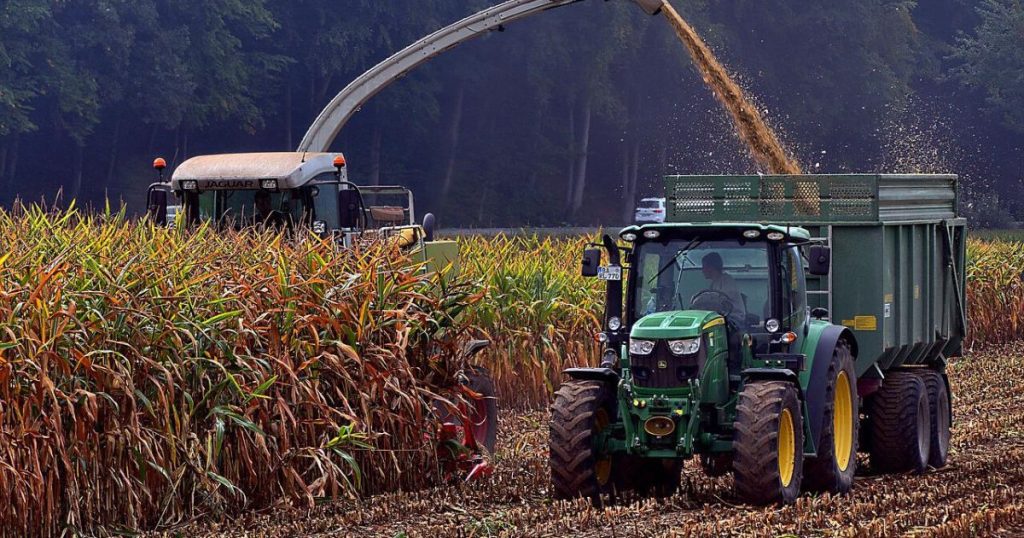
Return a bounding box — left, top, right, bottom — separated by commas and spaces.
552, 174, 965, 505
145, 152, 459, 274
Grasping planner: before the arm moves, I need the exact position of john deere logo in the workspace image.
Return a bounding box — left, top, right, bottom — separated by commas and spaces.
658, 360, 668, 369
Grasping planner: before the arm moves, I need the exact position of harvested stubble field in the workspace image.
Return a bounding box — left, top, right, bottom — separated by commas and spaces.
168, 342, 1024, 537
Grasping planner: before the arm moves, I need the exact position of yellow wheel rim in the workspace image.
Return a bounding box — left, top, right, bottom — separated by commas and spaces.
834, 371, 854, 472
594, 409, 612, 486
778, 408, 795, 488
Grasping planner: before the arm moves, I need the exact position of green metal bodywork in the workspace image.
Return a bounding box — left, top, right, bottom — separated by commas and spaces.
594, 173, 966, 463
416, 239, 460, 276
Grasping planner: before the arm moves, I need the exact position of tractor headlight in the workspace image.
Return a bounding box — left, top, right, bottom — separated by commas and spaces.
181, 180, 198, 191
668, 338, 701, 356
608, 316, 622, 331
629, 339, 655, 356
261, 179, 279, 190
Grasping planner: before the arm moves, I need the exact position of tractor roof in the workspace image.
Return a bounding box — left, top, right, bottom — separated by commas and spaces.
171, 152, 345, 191
620, 222, 813, 241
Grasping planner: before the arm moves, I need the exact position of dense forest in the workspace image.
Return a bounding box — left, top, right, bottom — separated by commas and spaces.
0, 0, 1022, 227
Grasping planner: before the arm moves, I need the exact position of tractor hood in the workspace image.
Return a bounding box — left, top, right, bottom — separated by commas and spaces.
630, 310, 723, 340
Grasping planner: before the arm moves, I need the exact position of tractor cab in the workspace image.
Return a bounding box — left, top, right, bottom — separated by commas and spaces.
612, 223, 826, 375
146, 152, 458, 273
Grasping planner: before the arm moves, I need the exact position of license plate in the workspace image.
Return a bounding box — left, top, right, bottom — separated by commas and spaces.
597, 266, 622, 281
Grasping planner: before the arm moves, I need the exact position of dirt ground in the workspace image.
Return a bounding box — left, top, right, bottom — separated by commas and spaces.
172, 344, 1024, 537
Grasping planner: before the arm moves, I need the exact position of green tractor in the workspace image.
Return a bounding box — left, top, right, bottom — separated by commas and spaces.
551, 174, 965, 504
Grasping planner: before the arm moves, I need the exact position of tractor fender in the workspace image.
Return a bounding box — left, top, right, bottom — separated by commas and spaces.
805, 325, 858, 450
741, 368, 801, 392
563, 367, 620, 385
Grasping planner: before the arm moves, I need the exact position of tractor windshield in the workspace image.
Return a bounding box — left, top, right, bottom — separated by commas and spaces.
189, 185, 339, 230
633, 234, 770, 329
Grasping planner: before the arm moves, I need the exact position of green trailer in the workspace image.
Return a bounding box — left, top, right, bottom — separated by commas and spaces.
666, 174, 968, 374
549, 174, 965, 505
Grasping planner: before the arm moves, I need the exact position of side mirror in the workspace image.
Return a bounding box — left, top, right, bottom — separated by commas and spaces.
581, 249, 601, 278
338, 189, 361, 229
423, 213, 436, 242
808, 245, 831, 276
146, 186, 168, 226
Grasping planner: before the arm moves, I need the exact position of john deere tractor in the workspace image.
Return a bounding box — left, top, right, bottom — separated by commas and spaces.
551, 174, 965, 504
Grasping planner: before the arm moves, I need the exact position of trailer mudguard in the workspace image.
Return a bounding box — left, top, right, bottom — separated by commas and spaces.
804, 325, 858, 451
563, 367, 620, 384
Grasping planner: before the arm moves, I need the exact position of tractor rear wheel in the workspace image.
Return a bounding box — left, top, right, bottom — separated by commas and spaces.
732, 380, 804, 505
868, 371, 931, 473
550, 380, 616, 501
803, 341, 859, 493
914, 369, 951, 468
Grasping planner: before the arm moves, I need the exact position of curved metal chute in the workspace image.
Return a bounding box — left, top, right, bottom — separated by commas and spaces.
298, 0, 664, 152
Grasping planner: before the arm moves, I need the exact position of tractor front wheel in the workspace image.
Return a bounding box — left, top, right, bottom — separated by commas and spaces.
550, 380, 616, 501
732, 380, 804, 505
804, 341, 859, 493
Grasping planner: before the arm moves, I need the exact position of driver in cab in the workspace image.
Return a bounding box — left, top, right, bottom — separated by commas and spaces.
254, 191, 289, 230
701, 252, 747, 322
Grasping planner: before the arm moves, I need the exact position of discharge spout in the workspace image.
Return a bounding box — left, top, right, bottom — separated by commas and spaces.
631, 0, 665, 16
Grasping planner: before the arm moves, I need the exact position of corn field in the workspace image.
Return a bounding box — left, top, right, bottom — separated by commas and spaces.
459, 235, 603, 408
965, 238, 1024, 349
2, 208, 1024, 536
0, 205, 478, 536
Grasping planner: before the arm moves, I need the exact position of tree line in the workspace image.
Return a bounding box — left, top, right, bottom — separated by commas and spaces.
1, 0, 1022, 226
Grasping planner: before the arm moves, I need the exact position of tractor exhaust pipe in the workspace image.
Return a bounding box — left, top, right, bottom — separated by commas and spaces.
631, 0, 665, 16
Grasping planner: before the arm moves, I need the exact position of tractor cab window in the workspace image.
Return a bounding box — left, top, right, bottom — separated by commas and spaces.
311, 182, 340, 231
781, 246, 808, 331
634, 235, 770, 329
194, 188, 316, 229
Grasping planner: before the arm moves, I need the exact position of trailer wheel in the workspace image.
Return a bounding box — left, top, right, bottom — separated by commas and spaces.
915, 369, 951, 468
868, 371, 931, 473
549, 380, 616, 501
732, 381, 804, 504
803, 340, 859, 494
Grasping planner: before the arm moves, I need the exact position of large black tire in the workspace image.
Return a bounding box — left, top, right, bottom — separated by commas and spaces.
550, 380, 616, 500
914, 369, 951, 468
868, 371, 931, 473
732, 381, 804, 505
803, 341, 859, 493
466, 366, 498, 453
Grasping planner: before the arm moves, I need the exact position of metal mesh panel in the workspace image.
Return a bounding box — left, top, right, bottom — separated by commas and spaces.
721, 181, 755, 218
830, 178, 875, 217
759, 179, 787, 219
670, 181, 716, 217
664, 175, 880, 223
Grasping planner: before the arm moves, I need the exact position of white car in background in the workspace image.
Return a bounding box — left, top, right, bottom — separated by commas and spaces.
635, 197, 667, 223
